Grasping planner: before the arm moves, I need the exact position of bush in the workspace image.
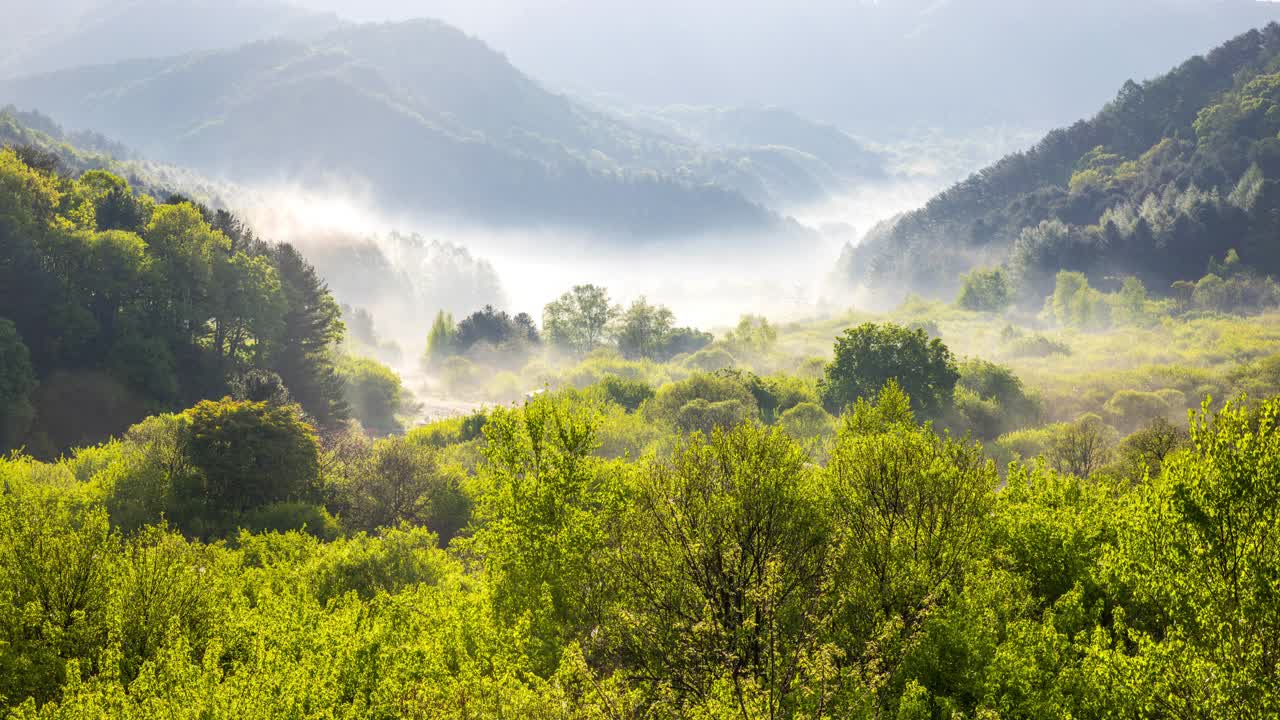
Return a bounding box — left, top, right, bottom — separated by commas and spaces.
335, 436, 472, 541
594, 375, 655, 412
647, 373, 759, 428
682, 347, 737, 372
674, 398, 757, 436
338, 355, 405, 436
956, 267, 1012, 312
1103, 390, 1173, 432
778, 402, 836, 441
238, 502, 342, 541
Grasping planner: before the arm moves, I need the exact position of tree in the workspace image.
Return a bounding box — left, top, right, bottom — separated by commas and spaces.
1112, 397, 1280, 715
956, 267, 1012, 312
339, 437, 470, 541
423, 310, 456, 367
1048, 413, 1117, 477
174, 398, 321, 535
453, 305, 535, 353
338, 355, 404, 436
542, 284, 619, 355
723, 314, 777, 356
271, 244, 347, 426
612, 424, 828, 707
614, 297, 674, 360
824, 382, 995, 648
469, 394, 620, 673
817, 323, 960, 417
0, 319, 36, 450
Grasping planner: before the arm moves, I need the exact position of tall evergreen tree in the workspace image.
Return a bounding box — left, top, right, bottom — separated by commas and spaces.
271, 243, 348, 426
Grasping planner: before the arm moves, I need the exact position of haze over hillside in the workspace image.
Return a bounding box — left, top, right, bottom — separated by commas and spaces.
289, 0, 1280, 134
0, 17, 897, 236
0, 0, 344, 78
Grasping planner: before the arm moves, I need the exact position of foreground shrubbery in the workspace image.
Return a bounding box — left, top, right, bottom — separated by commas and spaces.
3, 383, 1279, 718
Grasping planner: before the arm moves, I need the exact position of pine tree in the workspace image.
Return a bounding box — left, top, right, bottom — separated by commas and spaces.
270, 243, 348, 426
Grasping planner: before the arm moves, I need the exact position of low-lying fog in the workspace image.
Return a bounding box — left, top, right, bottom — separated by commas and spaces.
226, 127, 1037, 382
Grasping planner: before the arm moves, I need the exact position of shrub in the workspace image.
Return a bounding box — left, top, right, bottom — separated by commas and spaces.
1103, 390, 1173, 432
956, 267, 1012, 312
682, 347, 737, 372
338, 355, 405, 436
594, 375, 655, 413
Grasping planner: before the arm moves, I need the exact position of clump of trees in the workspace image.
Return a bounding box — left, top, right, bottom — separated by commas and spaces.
0, 147, 394, 456
422, 286, 713, 380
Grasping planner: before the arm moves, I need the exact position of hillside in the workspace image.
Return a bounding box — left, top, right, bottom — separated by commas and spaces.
430, 0, 1280, 135
0, 0, 344, 78
0, 20, 876, 235
838, 22, 1280, 302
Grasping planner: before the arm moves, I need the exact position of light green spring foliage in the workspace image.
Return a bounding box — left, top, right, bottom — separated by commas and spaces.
4, 383, 1280, 717
336, 355, 405, 436
423, 310, 456, 368
956, 267, 1012, 312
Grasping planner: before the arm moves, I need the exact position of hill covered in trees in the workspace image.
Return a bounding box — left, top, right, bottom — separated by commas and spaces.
0, 20, 880, 235
422, 0, 1280, 135
0, 0, 343, 79
0, 142, 414, 455
839, 22, 1280, 304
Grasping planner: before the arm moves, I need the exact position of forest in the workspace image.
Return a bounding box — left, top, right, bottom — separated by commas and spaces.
4, 138, 1280, 716
6, 7, 1280, 720
842, 22, 1280, 304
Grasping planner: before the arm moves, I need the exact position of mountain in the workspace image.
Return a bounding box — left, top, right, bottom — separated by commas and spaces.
837, 23, 1280, 302
612, 103, 887, 205
0, 0, 344, 78
391, 0, 1280, 135
0, 20, 868, 235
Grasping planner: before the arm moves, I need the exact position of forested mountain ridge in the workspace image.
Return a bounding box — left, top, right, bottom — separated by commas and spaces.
0, 0, 345, 78
839, 23, 1280, 302
422, 0, 1280, 135
0, 20, 868, 235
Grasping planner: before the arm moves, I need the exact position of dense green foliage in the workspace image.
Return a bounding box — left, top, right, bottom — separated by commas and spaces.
0, 147, 399, 455
818, 323, 959, 417
843, 23, 1280, 303
6, 368, 1280, 717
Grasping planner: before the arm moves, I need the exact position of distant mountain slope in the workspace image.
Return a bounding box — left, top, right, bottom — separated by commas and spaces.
0, 0, 344, 78
402, 0, 1280, 135
0, 20, 861, 235
838, 23, 1280, 301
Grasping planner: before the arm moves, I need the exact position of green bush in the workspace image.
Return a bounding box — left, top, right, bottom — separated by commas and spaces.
338, 355, 405, 436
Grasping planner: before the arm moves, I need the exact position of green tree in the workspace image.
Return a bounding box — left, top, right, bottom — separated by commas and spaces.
723, 314, 778, 356
614, 297, 674, 360
542, 284, 619, 355
956, 267, 1012, 312
271, 243, 347, 426
824, 382, 995, 654
469, 394, 620, 673
338, 355, 405, 436
337, 436, 470, 541
173, 398, 321, 534
612, 424, 828, 708
1112, 397, 1280, 716
818, 323, 960, 417
0, 319, 36, 450
423, 310, 456, 367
